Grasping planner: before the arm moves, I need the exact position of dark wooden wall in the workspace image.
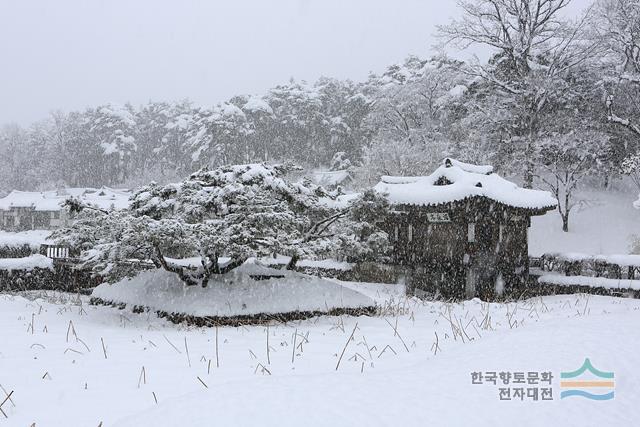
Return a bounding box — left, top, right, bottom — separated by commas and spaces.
384, 197, 536, 300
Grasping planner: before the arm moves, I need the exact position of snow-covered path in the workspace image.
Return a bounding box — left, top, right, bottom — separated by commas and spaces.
1, 285, 639, 426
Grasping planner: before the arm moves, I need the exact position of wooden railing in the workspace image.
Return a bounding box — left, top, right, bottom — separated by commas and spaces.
40, 245, 76, 260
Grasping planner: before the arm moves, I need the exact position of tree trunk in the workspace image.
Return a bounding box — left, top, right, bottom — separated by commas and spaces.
286, 254, 299, 271
523, 127, 536, 189
562, 187, 571, 233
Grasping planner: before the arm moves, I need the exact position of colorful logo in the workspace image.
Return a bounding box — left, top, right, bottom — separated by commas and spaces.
560, 358, 615, 400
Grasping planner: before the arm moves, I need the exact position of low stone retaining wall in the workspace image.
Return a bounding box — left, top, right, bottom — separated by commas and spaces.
90, 296, 378, 327
0, 265, 99, 293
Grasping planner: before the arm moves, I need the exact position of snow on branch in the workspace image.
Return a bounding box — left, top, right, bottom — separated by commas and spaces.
52, 163, 390, 287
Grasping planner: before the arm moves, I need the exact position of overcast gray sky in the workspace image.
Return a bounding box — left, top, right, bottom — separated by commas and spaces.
0, 0, 592, 124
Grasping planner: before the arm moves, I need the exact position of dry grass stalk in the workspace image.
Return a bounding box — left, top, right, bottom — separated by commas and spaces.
184, 337, 191, 367
335, 322, 358, 371
291, 328, 297, 364
101, 337, 107, 359
76, 338, 91, 353
137, 366, 147, 388
197, 376, 208, 388
215, 325, 220, 368
254, 363, 271, 375
0, 385, 15, 408
430, 332, 440, 355
377, 344, 397, 358
0, 389, 13, 418
266, 325, 270, 365
163, 334, 181, 354
66, 320, 78, 343
383, 318, 409, 353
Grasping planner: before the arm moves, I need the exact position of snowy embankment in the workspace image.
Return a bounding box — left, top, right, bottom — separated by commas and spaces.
542, 252, 640, 266
0, 254, 53, 271
538, 274, 640, 291
1, 289, 639, 426
92, 263, 373, 318
267, 256, 353, 271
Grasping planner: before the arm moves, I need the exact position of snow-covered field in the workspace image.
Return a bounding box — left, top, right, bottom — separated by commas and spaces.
1, 283, 639, 426
530, 189, 640, 256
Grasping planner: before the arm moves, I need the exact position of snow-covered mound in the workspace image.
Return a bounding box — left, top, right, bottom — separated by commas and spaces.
0, 254, 53, 271
374, 158, 557, 210
92, 263, 374, 317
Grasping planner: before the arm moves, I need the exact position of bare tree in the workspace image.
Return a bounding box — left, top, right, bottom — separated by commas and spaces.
439, 0, 601, 187
596, 0, 640, 139
537, 130, 608, 232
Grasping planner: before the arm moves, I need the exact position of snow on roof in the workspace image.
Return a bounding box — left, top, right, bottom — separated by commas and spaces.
0, 191, 63, 211
311, 170, 351, 187
319, 192, 360, 210
374, 158, 557, 211
0, 188, 132, 212
0, 230, 53, 248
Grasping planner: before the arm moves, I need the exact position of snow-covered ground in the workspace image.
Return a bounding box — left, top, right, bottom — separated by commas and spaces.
530, 189, 640, 256
1, 284, 639, 426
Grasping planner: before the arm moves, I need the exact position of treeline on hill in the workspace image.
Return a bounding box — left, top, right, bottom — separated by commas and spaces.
3, 0, 640, 230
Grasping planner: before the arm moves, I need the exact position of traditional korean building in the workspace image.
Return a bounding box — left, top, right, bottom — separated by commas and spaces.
0, 187, 131, 231
374, 159, 557, 300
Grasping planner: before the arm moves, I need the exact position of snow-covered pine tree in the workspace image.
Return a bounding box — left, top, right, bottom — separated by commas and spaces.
53, 163, 389, 287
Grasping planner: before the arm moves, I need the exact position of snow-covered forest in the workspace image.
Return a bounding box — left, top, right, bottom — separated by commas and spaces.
3, 0, 640, 210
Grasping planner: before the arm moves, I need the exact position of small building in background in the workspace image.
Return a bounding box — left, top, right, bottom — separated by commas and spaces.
0, 187, 131, 231
375, 159, 557, 300
311, 169, 353, 190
